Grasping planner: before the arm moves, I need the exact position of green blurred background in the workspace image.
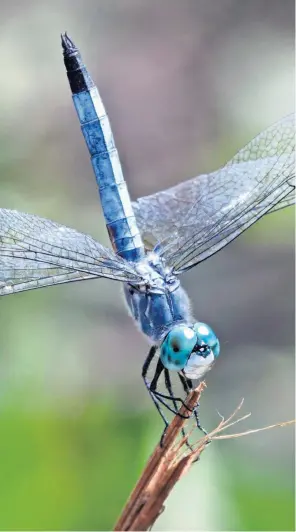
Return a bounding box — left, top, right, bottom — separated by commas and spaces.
0, 1, 294, 530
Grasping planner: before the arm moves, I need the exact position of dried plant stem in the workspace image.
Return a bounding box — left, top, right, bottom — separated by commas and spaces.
114, 383, 295, 532
114, 382, 206, 531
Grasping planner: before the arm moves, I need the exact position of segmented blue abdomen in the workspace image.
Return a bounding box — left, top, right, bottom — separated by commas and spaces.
61, 34, 145, 262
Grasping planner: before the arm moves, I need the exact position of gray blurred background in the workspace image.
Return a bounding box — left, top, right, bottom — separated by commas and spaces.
0, 1, 294, 530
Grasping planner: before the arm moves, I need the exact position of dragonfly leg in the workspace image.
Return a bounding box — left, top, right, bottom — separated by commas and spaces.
179, 373, 208, 436
150, 382, 193, 411
143, 349, 186, 416
148, 389, 192, 409
150, 358, 191, 418
146, 349, 193, 411
164, 368, 193, 451
142, 346, 169, 431
178, 373, 211, 462
142, 347, 189, 445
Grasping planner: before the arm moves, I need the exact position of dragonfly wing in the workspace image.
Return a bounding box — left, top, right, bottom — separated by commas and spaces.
133, 114, 295, 270
269, 186, 295, 212
0, 209, 145, 295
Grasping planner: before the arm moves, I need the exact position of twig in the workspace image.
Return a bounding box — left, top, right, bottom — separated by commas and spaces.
212, 419, 295, 440
114, 383, 295, 531
114, 382, 206, 531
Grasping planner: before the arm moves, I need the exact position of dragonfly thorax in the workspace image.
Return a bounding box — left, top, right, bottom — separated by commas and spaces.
133, 252, 178, 294
123, 252, 193, 342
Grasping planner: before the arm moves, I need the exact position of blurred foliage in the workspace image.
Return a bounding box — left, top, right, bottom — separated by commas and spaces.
0, 400, 153, 530
232, 479, 295, 531
0, 400, 295, 530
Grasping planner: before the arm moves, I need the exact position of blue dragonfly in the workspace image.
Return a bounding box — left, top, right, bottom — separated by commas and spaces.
0, 34, 295, 435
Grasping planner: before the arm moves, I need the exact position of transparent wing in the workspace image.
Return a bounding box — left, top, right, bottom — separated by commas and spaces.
0, 209, 145, 295
133, 114, 295, 272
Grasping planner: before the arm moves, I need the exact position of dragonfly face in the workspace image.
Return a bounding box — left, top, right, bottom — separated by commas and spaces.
183, 322, 220, 379
160, 322, 220, 378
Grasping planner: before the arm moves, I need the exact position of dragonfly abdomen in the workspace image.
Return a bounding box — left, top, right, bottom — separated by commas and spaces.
62, 34, 145, 263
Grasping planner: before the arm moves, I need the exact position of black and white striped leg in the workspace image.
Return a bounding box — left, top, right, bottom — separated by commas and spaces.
142, 347, 190, 417
142, 346, 169, 430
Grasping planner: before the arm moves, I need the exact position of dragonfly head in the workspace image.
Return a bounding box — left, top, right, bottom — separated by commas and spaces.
160, 322, 220, 378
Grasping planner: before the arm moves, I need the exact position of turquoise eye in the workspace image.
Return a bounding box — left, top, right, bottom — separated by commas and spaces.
160, 325, 197, 371
193, 322, 220, 358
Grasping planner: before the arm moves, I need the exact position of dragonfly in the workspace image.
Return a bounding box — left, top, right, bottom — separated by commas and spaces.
0, 34, 295, 436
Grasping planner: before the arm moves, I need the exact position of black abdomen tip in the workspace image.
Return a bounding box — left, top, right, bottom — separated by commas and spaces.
61, 32, 94, 93
61, 32, 78, 56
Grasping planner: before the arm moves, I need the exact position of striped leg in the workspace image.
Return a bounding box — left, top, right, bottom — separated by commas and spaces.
142, 347, 188, 418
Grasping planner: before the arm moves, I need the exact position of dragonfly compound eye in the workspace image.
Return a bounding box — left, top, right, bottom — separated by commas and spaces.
160, 325, 197, 371
193, 322, 220, 358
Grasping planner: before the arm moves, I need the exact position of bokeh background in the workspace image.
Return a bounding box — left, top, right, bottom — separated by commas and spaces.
0, 1, 294, 530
